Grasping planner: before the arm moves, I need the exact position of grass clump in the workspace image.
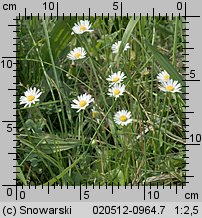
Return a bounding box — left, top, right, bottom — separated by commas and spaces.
17, 16, 186, 186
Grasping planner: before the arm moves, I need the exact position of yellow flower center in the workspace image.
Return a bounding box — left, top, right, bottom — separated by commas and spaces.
27, 95, 35, 102
113, 89, 120, 95
120, 115, 128, 122
166, 85, 174, 91
80, 25, 87, 31
79, 100, 87, 107
163, 74, 170, 81
112, 76, 120, 83
74, 52, 82, 59
92, 111, 98, 118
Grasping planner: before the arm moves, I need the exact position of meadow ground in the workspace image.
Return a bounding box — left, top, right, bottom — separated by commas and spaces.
17, 16, 186, 186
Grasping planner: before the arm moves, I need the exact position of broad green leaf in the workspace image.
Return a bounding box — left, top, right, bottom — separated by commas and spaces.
42, 18, 76, 62
116, 16, 140, 60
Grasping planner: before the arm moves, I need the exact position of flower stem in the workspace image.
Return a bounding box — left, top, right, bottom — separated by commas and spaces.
79, 111, 85, 152
158, 93, 167, 138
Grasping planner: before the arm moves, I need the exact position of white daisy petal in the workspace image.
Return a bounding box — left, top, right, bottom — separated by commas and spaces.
67, 47, 86, 61
71, 93, 94, 113
159, 79, 181, 93
107, 83, 125, 99
71, 20, 94, 35
114, 110, 132, 126
111, 41, 130, 54
106, 71, 126, 86
72, 99, 79, 104
19, 87, 42, 108
71, 104, 80, 109
157, 70, 170, 82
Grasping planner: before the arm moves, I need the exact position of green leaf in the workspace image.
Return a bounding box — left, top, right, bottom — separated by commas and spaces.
116, 16, 140, 60
23, 134, 80, 154
42, 18, 76, 62
118, 170, 125, 186
146, 40, 184, 87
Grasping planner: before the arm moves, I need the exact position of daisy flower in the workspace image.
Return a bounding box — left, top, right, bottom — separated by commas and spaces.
106, 71, 126, 86
157, 70, 170, 82
159, 79, 181, 93
67, 47, 86, 61
71, 20, 93, 35
108, 83, 125, 99
71, 93, 94, 112
111, 41, 130, 54
20, 87, 42, 108
114, 110, 132, 126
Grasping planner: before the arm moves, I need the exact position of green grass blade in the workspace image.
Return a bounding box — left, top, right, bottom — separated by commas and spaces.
146, 40, 184, 87
172, 17, 179, 67
116, 17, 140, 60
44, 156, 83, 185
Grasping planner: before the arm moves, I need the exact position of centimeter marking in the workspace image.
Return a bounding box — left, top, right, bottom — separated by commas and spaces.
1, 1, 201, 201
2, 181, 186, 201
12, 13, 201, 21
8, 1, 201, 21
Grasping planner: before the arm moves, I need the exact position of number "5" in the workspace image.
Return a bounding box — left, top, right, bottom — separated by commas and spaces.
113, 2, 119, 10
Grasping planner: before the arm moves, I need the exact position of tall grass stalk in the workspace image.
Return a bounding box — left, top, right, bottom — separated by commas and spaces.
42, 19, 67, 135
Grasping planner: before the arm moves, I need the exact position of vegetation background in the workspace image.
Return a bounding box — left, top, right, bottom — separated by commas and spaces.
17, 16, 186, 186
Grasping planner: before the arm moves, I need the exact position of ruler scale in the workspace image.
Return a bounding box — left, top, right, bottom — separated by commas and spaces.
0, 0, 201, 217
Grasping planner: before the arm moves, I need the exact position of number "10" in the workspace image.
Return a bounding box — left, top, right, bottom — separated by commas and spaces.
43, 2, 55, 11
